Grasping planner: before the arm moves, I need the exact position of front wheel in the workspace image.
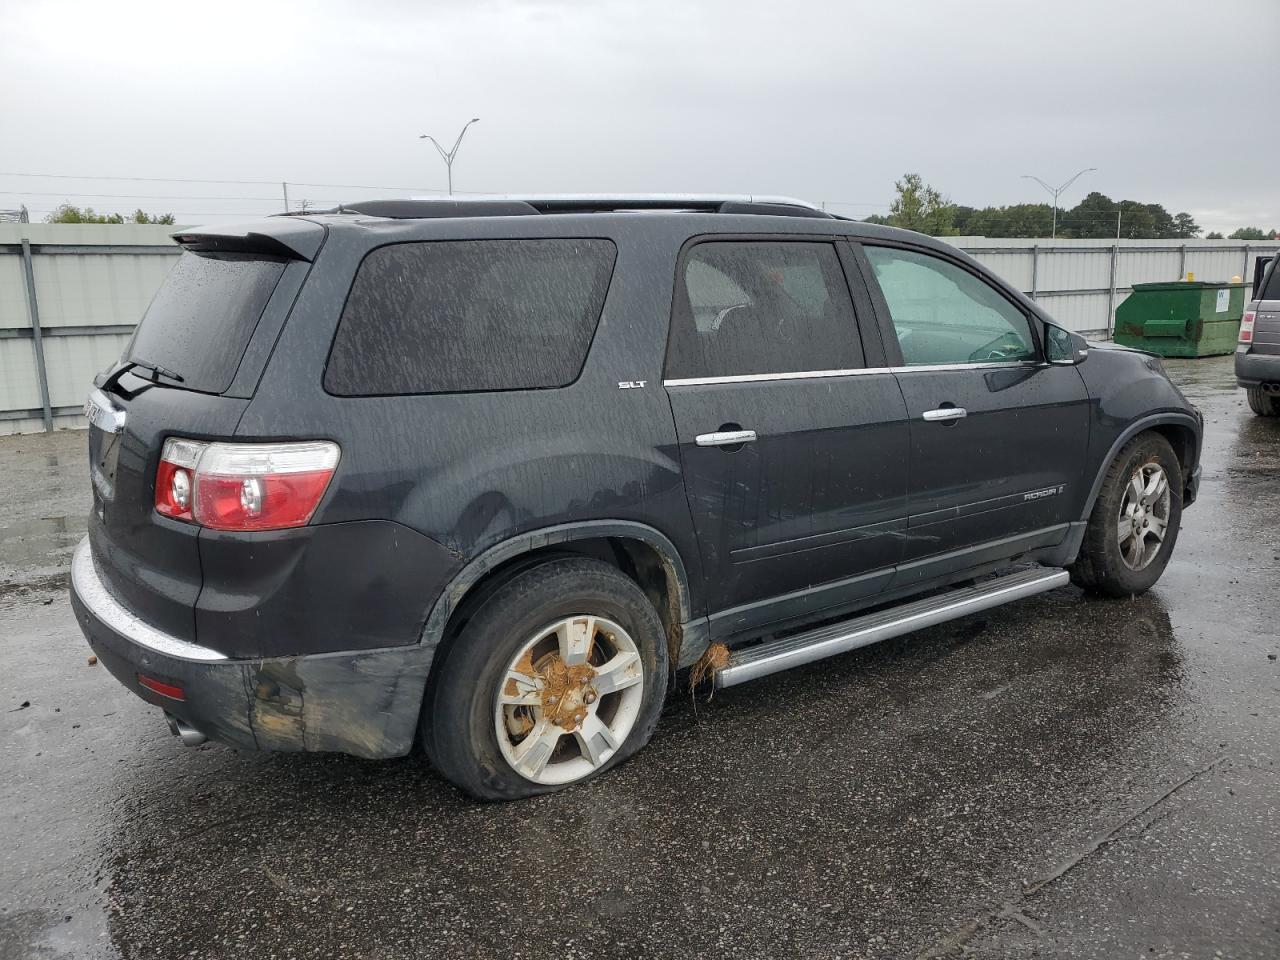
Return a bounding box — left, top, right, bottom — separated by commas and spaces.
422, 557, 669, 800
1246, 386, 1280, 417
1070, 432, 1183, 598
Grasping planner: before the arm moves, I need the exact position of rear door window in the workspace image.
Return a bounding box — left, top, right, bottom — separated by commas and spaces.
126, 251, 285, 394
324, 239, 616, 396
665, 241, 864, 380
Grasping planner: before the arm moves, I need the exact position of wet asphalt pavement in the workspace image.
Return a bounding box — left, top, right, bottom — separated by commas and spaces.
2, 354, 1278, 960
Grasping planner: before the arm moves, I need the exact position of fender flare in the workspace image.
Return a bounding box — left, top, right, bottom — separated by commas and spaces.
1079, 412, 1201, 521
419, 519, 693, 653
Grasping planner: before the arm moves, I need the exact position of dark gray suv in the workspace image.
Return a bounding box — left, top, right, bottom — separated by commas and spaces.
70, 195, 1203, 799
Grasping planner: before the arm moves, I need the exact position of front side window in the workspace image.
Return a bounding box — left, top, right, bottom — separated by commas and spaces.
864, 246, 1036, 366
325, 239, 616, 396
665, 241, 863, 380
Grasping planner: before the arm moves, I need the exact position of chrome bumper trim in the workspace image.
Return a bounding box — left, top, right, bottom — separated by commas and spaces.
71, 537, 228, 662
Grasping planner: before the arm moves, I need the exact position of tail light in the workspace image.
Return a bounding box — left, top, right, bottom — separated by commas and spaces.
1239, 310, 1256, 345
155, 439, 340, 531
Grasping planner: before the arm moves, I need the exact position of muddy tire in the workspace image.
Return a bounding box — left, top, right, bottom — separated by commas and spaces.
1246, 386, 1280, 417
421, 557, 668, 801
1070, 432, 1182, 598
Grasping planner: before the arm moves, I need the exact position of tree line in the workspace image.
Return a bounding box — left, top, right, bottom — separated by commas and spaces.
45, 204, 175, 225
864, 173, 1277, 240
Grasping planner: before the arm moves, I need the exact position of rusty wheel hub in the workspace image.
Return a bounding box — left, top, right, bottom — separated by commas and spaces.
537, 657, 598, 732
494, 614, 646, 786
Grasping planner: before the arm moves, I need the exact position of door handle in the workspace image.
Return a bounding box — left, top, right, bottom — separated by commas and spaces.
922, 407, 967, 422
696, 429, 758, 447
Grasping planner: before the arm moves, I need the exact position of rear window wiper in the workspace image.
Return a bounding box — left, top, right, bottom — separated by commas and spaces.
124, 357, 185, 384
102, 357, 186, 394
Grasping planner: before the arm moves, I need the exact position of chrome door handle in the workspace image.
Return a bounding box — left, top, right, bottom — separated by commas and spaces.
922, 407, 967, 422
696, 430, 757, 447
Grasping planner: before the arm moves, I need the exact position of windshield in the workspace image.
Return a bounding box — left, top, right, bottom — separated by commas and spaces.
126, 251, 285, 394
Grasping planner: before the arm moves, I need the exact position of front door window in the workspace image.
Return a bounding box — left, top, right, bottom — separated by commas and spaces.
864, 246, 1036, 366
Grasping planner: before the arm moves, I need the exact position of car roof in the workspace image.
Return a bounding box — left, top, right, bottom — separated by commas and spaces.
171, 195, 954, 260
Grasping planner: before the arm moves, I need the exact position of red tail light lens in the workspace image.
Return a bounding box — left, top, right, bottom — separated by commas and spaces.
1239, 310, 1255, 345
155, 439, 340, 531
154, 438, 204, 521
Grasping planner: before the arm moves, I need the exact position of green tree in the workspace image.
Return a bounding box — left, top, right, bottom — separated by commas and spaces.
887, 173, 956, 236
1205, 231, 1224, 240
1058, 191, 1118, 238
1055, 193, 1181, 239
967, 203, 1055, 238
1229, 227, 1270, 240
45, 204, 174, 225
1172, 212, 1200, 238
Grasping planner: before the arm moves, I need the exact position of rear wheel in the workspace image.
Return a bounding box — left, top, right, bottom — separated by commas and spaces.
422, 558, 668, 800
1246, 386, 1280, 417
1070, 432, 1182, 598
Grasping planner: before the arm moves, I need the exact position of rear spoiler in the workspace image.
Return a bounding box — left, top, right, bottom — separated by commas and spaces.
172, 218, 325, 261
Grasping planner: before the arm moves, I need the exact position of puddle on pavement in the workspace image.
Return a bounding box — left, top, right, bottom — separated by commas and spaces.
0, 514, 87, 599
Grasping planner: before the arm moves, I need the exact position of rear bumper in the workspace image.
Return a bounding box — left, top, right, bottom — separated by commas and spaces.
1235, 350, 1280, 388
69, 537, 432, 759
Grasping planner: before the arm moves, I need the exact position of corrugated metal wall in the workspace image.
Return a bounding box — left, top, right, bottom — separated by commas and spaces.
2, 226, 1277, 435
948, 237, 1280, 336
0, 224, 179, 435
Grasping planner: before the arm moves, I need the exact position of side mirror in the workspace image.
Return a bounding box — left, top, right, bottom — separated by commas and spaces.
1044, 322, 1088, 365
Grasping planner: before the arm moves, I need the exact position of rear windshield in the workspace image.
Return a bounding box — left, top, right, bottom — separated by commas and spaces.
324, 239, 616, 396
127, 251, 285, 394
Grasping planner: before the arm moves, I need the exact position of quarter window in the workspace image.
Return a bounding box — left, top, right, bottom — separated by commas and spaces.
864, 246, 1036, 366
325, 239, 616, 396
665, 241, 863, 380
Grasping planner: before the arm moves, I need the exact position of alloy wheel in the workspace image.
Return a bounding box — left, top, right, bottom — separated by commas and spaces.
1117, 462, 1171, 571
494, 615, 645, 785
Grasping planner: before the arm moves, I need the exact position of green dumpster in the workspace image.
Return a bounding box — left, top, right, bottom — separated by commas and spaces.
1114, 281, 1247, 357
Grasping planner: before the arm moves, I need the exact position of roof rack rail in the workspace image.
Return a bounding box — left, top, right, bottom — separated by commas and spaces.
282, 194, 833, 221
514, 194, 832, 218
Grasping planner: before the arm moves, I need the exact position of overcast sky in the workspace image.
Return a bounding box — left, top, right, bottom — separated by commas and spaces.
3, 0, 1278, 233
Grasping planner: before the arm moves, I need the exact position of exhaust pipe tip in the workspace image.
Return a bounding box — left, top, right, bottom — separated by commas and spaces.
165, 713, 208, 747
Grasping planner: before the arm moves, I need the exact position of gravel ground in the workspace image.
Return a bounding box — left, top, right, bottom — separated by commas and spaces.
1, 354, 1277, 959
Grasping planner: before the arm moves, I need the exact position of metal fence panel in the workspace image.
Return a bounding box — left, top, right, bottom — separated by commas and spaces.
0, 338, 40, 414
950, 238, 1280, 335
0, 223, 180, 436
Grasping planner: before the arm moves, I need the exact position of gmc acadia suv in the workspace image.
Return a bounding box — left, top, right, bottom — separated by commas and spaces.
71, 195, 1203, 799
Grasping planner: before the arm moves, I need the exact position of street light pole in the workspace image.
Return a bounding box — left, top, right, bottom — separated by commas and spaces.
1021, 168, 1097, 239
420, 118, 481, 196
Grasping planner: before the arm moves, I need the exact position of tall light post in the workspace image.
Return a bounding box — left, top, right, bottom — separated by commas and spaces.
1021, 167, 1097, 239
420, 118, 481, 196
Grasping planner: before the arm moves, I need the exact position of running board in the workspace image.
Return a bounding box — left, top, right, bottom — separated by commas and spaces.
714, 566, 1070, 688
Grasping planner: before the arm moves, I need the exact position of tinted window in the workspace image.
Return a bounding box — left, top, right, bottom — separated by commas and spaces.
325, 239, 615, 396
666, 241, 863, 380
865, 246, 1036, 366
1259, 256, 1280, 301
127, 252, 285, 394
